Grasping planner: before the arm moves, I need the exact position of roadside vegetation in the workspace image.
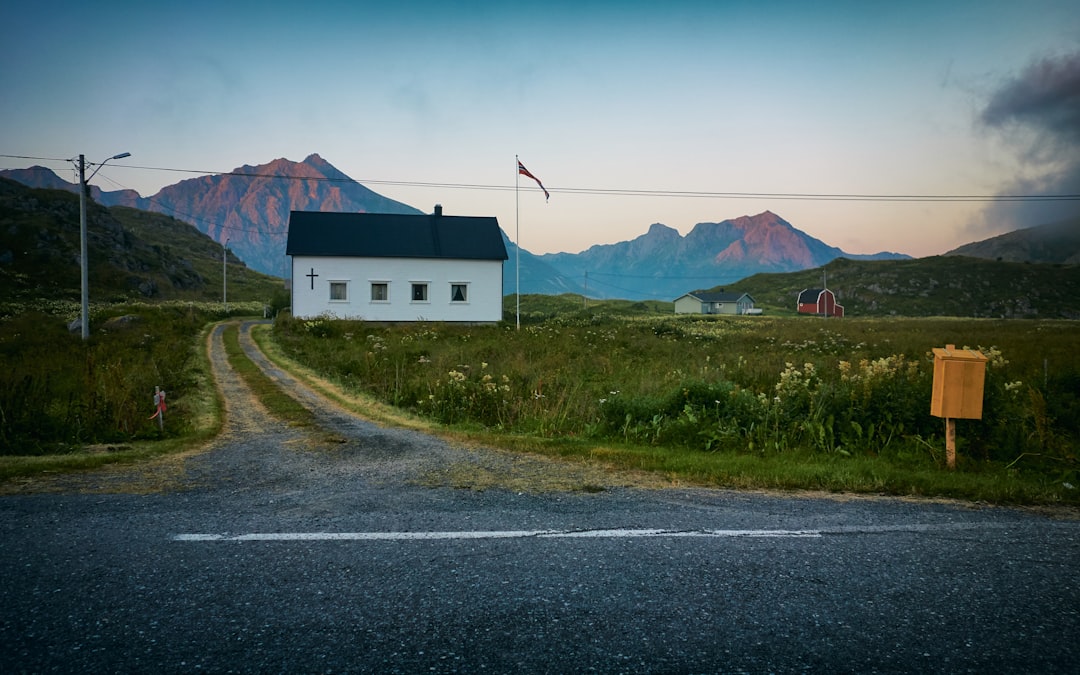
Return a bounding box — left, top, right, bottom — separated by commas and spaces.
270, 307, 1080, 504
0, 301, 254, 479
3, 292, 1078, 505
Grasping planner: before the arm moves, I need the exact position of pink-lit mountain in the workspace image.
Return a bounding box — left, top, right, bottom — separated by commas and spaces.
540, 211, 907, 299
2, 155, 422, 276
2, 157, 908, 299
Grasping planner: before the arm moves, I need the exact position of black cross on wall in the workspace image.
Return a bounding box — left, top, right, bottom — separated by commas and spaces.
307, 267, 319, 290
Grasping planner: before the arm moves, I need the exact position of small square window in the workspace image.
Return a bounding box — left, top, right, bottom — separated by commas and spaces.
329, 282, 347, 301
411, 283, 428, 302
371, 282, 388, 302
451, 284, 468, 302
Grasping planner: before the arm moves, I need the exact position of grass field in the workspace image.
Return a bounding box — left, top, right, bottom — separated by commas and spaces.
2, 297, 1078, 505
270, 308, 1080, 504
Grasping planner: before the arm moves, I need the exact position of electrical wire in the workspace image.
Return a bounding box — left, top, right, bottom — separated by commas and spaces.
4, 154, 1078, 203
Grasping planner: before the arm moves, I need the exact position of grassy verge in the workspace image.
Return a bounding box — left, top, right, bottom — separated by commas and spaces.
260, 319, 1080, 507
0, 323, 224, 483
389, 429, 1075, 505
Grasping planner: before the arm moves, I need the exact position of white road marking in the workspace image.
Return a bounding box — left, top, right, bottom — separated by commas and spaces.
172, 522, 1016, 542
173, 528, 822, 542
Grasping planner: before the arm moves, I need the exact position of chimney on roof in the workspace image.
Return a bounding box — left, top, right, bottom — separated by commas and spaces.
434, 204, 443, 217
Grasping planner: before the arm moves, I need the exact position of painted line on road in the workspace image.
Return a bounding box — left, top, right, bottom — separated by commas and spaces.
173, 528, 823, 542
171, 522, 1018, 543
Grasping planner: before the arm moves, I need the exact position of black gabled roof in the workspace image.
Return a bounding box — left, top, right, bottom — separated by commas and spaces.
680, 291, 754, 303
285, 210, 508, 261
798, 288, 827, 303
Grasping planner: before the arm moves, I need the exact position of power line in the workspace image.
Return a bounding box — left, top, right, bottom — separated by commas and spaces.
4, 154, 1078, 203
118, 165, 1080, 202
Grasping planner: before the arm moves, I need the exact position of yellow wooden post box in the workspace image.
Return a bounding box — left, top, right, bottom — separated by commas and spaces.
931, 344, 988, 469
930, 344, 988, 419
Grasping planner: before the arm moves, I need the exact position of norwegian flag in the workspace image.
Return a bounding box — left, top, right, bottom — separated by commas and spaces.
517, 160, 549, 201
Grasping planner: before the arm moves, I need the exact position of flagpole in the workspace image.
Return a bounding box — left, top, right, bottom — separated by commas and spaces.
515, 154, 520, 330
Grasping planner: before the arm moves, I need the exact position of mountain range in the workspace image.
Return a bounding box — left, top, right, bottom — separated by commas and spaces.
541, 212, 908, 300
4, 170, 1079, 318
1, 155, 419, 279
12, 153, 1055, 302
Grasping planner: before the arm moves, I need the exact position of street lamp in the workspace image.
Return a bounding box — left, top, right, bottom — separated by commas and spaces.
223, 237, 230, 313
77, 151, 131, 340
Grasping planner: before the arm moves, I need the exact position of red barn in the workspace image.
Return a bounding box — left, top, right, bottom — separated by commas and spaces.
797, 288, 844, 318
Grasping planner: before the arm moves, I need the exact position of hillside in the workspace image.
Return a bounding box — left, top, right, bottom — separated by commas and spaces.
725, 256, 1080, 319
0, 178, 281, 306
945, 218, 1080, 264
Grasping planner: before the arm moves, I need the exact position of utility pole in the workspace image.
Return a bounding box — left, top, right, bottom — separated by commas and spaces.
822, 268, 828, 319
78, 155, 88, 340
77, 151, 131, 339
223, 237, 230, 313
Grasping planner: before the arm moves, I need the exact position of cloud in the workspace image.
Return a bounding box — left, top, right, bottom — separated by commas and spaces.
975, 50, 1080, 233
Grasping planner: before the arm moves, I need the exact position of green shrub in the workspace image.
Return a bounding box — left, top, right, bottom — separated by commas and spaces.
0, 305, 211, 454
271, 313, 1080, 482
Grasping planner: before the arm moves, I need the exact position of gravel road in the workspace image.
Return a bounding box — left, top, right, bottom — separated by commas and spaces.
1, 320, 1077, 673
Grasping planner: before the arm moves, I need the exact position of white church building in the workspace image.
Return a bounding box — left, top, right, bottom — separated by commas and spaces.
286, 206, 508, 323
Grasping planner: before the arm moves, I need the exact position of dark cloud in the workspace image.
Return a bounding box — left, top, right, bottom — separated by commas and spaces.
981, 51, 1080, 141
974, 50, 1080, 234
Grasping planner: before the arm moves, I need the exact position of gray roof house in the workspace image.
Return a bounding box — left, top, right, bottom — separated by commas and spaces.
286, 206, 508, 322
674, 291, 759, 315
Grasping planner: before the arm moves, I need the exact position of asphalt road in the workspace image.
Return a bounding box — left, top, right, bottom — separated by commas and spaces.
1, 322, 1077, 674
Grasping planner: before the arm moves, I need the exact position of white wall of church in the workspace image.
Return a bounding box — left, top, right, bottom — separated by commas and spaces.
290, 256, 504, 323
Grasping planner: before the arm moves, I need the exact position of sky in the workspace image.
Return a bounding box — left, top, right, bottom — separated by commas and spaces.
2, 0, 1078, 258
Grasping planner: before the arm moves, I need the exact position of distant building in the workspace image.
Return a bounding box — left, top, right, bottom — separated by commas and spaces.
674, 291, 759, 315
797, 288, 844, 317
285, 205, 508, 322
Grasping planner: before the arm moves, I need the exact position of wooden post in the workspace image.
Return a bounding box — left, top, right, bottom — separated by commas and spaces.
152, 386, 166, 432
945, 418, 956, 470
932, 345, 987, 470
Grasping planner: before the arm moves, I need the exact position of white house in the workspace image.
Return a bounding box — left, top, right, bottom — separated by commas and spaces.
286, 206, 508, 322
674, 291, 758, 315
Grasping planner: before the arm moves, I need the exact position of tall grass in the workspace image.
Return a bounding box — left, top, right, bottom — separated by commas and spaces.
271, 311, 1080, 499
0, 301, 260, 454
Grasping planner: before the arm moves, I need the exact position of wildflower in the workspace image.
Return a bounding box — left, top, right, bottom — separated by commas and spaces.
838, 360, 852, 379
